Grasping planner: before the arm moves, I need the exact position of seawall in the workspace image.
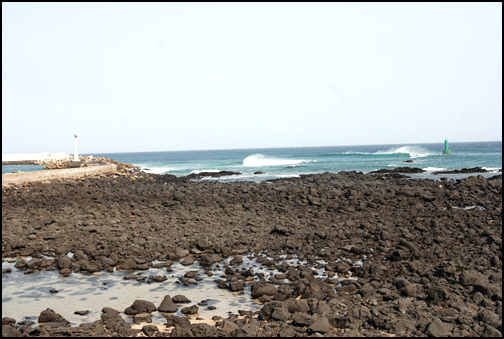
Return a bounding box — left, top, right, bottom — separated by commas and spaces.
2, 152, 71, 164
2, 164, 117, 186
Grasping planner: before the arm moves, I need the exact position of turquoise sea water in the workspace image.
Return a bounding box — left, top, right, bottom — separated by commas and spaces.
3, 141, 502, 181
2, 164, 44, 174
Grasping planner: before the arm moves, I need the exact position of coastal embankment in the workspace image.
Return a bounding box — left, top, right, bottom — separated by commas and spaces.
2, 152, 71, 165
1, 163, 117, 186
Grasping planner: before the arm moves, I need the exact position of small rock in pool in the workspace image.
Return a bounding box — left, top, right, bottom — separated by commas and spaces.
74, 310, 90, 315
49, 289, 58, 293
181, 305, 199, 315
172, 295, 191, 303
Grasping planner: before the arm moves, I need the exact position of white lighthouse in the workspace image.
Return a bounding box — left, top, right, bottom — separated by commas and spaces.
73, 132, 80, 161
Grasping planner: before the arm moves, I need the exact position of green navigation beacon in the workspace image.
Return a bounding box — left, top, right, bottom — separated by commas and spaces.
443, 138, 451, 154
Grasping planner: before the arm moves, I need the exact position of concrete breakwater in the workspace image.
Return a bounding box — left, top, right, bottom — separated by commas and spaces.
2, 152, 71, 165
2, 163, 117, 186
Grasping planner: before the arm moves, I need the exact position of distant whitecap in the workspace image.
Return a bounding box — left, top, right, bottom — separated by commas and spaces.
243, 154, 312, 167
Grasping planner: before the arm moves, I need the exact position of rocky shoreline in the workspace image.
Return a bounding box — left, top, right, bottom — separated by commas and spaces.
2, 169, 502, 337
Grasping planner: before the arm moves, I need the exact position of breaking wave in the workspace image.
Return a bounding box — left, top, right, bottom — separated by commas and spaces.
374, 146, 436, 158
141, 167, 172, 174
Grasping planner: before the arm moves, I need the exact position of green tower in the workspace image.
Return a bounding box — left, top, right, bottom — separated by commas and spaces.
443, 138, 451, 154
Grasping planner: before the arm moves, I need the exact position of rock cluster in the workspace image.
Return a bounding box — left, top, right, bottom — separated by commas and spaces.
1, 170, 502, 337
432, 167, 491, 174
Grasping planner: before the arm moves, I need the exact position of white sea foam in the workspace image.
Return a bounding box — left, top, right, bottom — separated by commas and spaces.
141, 167, 172, 174
243, 154, 312, 167
190, 169, 221, 174
375, 146, 435, 158
424, 167, 447, 172
483, 167, 501, 173
342, 146, 434, 158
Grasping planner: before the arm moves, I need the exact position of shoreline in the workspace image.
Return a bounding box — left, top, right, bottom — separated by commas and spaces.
2, 171, 502, 337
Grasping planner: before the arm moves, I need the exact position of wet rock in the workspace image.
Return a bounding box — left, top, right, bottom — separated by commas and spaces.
102, 307, 119, 315
301, 278, 335, 300
166, 248, 190, 260
38, 308, 70, 324
14, 259, 28, 269
118, 258, 137, 270
74, 310, 89, 316
309, 316, 331, 334
425, 317, 453, 337
459, 269, 488, 286
397, 299, 412, 314
181, 257, 195, 266
124, 300, 156, 315
292, 312, 315, 326
270, 225, 293, 236
482, 324, 502, 337
258, 301, 290, 321
2, 325, 22, 337
228, 280, 245, 292
284, 298, 310, 313
433, 167, 489, 174
403, 283, 423, 298
133, 313, 152, 324
165, 315, 191, 328
176, 323, 228, 337
251, 281, 277, 298
427, 285, 449, 303
230, 255, 243, 265
370, 167, 424, 174
148, 274, 167, 282
172, 295, 191, 303
157, 295, 178, 313
101, 307, 133, 336
180, 305, 199, 315
478, 309, 501, 328
220, 320, 240, 335
198, 253, 223, 267
473, 283, 501, 299
79, 260, 100, 273
259, 295, 272, 303
142, 324, 159, 336
56, 256, 72, 269
59, 268, 72, 276
184, 270, 198, 278
2, 318, 16, 326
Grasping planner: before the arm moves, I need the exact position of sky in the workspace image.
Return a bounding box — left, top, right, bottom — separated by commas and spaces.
2, 2, 502, 154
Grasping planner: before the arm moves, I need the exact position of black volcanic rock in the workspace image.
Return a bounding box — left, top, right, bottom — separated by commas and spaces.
1, 170, 501, 337
370, 167, 424, 174
433, 167, 489, 174
185, 171, 242, 179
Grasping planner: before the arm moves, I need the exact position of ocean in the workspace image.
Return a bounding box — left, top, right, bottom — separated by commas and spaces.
3, 141, 502, 181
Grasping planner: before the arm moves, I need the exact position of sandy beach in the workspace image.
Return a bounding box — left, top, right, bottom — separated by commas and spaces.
2, 169, 502, 337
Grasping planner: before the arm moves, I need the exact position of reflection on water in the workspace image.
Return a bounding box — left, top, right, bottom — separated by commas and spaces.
2, 253, 362, 327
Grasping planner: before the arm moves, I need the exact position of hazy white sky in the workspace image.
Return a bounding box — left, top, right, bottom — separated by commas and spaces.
2, 2, 502, 153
